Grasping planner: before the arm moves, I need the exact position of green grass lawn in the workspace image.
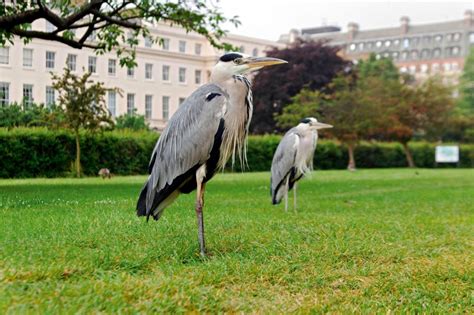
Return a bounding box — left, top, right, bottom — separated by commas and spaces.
1, 169, 473, 313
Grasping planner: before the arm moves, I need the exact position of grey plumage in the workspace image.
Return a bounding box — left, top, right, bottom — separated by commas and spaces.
135, 52, 287, 256
270, 117, 332, 210
137, 84, 228, 220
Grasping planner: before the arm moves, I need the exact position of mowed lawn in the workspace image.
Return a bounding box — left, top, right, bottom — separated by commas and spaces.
0, 169, 473, 313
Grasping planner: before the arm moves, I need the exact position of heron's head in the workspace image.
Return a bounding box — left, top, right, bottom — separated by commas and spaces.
299, 117, 333, 131
211, 52, 287, 82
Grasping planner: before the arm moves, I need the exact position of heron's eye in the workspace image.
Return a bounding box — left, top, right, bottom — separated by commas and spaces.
234, 58, 243, 65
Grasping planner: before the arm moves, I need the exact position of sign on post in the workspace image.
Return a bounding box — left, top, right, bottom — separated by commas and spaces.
435, 145, 459, 163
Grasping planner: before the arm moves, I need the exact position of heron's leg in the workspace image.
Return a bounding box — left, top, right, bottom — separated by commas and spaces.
293, 182, 297, 212
284, 176, 289, 212
195, 178, 207, 257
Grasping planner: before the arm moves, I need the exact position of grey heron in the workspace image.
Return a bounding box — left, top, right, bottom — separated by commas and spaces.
271, 117, 333, 211
136, 52, 287, 256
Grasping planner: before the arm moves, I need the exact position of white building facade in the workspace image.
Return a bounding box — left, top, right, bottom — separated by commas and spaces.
0, 20, 281, 130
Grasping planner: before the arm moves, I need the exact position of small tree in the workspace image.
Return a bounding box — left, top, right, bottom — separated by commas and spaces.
458, 47, 474, 114
276, 73, 380, 170
51, 68, 113, 177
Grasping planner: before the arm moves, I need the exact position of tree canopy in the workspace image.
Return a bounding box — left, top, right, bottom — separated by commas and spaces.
0, 0, 238, 67
250, 40, 349, 134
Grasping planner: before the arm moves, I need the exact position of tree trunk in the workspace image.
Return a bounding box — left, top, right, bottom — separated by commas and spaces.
402, 142, 415, 168
75, 132, 81, 177
347, 143, 356, 171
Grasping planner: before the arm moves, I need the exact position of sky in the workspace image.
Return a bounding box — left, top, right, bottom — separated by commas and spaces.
218, 0, 474, 41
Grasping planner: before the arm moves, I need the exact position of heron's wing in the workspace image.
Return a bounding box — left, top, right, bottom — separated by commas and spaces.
138, 84, 228, 219
271, 129, 299, 203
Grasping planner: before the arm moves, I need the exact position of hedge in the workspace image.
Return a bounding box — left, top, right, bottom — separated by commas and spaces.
1, 128, 473, 178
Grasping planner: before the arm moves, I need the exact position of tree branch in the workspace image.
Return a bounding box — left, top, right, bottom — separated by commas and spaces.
11, 28, 102, 49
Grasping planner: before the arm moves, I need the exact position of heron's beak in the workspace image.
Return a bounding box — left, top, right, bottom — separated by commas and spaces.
311, 122, 333, 130
244, 57, 288, 70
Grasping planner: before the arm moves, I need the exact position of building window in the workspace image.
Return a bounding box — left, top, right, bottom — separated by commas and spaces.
23, 84, 33, 107
422, 36, 431, 44
393, 39, 400, 46
375, 54, 381, 60
400, 66, 407, 73
391, 52, 399, 60
108, 91, 116, 117
127, 66, 135, 78
108, 59, 116, 76
162, 96, 169, 120
45, 51, 55, 69
432, 63, 440, 73
401, 51, 409, 60
443, 63, 452, 72
179, 40, 186, 53
402, 38, 410, 48
411, 37, 419, 46
179, 67, 186, 83
162, 38, 170, 50
408, 65, 417, 74
434, 34, 443, 42
421, 49, 430, 60
432, 48, 441, 58
383, 52, 390, 58
88, 56, 97, 73
451, 46, 460, 56
195, 70, 201, 84
127, 93, 135, 114
420, 64, 429, 74
366, 42, 373, 49
384, 40, 391, 47
144, 36, 153, 48
195, 43, 202, 55
21, 48, 33, 67
410, 50, 419, 60
162, 65, 170, 81
0, 82, 10, 105
470, 33, 474, 44
452, 62, 459, 71
375, 41, 382, 48
145, 95, 152, 119
252, 48, 259, 56
45, 86, 55, 106
452, 33, 461, 42
358, 43, 364, 51
0, 47, 9, 65
349, 43, 356, 51
66, 54, 77, 71
179, 97, 186, 106
145, 63, 153, 80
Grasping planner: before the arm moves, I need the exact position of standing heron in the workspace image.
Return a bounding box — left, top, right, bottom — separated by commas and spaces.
136, 52, 287, 256
271, 117, 332, 211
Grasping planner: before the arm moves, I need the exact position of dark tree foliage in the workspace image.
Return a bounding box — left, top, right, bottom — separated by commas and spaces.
250, 40, 349, 134
0, 0, 238, 67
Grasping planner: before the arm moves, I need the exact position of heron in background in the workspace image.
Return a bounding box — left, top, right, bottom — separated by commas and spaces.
136, 52, 287, 256
271, 117, 333, 211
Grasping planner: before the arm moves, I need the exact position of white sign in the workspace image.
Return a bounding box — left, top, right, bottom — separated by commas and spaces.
435, 146, 459, 163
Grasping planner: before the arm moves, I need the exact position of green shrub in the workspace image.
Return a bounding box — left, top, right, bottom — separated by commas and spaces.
0, 128, 473, 178
0, 128, 157, 178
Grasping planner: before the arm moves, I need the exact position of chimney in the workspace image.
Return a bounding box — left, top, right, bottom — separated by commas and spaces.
347, 22, 359, 41
400, 16, 410, 34
289, 29, 300, 44
465, 9, 473, 26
